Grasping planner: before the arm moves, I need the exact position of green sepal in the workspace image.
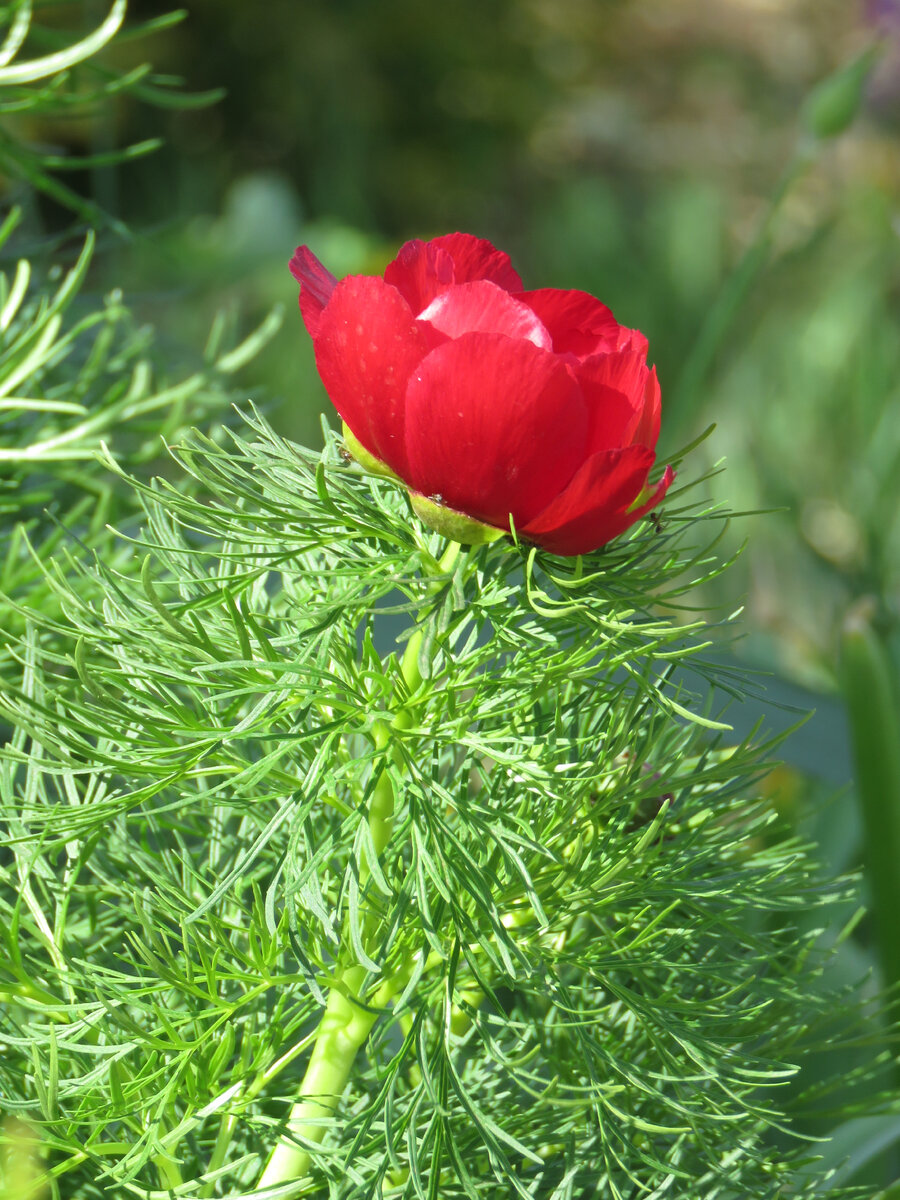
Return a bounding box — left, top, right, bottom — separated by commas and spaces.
342, 423, 400, 481
410, 492, 505, 546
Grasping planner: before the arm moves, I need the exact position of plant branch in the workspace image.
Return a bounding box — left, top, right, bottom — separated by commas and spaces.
254, 541, 461, 1194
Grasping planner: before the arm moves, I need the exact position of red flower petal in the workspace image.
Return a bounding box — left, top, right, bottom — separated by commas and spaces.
429, 233, 524, 292
404, 333, 587, 528
314, 276, 439, 476
383, 233, 523, 315
383, 239, 456, 314
521, 447, 673, 556
419, 280, 552, 349
515, 289, 621, 358
582, 347, 648, 400
631, 365, 661, 448
618, 326, 649, 356
574, 349, 651, 453
289, 246, 338, 338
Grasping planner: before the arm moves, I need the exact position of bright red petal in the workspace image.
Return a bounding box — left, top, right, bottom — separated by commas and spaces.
404, 333, 587, 528
419, 280, 552, 349
428, 233, 523, 292
618, 326, 649, 356
630, 365, 661, 448
383, 239, 456, 314
521, 447, 673, 556
289, 246, 338, 338
574, 349, 651, 453
581, 347, 648, 400
515, 289, 622, 359
314, 276, 438, 476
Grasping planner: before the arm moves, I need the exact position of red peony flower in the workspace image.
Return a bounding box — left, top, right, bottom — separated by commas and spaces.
290, 233, 673, 556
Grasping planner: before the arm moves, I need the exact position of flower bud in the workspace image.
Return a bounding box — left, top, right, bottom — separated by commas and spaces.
802, 47, 880, 140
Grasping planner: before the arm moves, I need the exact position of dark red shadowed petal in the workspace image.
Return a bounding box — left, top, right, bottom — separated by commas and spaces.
289, 246, 338, 338
630, 365, 661, 448
574, 349, 651, 453
404, 332, 587, 529
419, 280, 552, 349
515, 289, 621, 358
314, 275, 441, 476
521, 447, 674, 556
383, 239, 456, 314
428, 233, 523, 293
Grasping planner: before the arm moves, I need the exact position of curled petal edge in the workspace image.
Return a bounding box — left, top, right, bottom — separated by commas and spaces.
522, 453, 674, 557
290, 245, 338, 338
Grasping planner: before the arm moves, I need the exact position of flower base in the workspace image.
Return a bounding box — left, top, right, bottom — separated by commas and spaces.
409, 492, 506, 546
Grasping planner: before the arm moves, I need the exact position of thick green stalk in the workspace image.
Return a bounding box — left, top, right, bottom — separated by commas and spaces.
256, 964, 379, 1191
154, 1152, 184, 1192
841, 603, 900, 999
256, 542, 459, 1193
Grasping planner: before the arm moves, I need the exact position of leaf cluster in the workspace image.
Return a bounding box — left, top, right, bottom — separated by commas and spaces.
0, 0, 283, 637
0, 413, 874, 1198
0, 205, 283, 662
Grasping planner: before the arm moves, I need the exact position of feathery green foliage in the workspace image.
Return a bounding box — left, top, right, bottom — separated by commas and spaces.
0, 4, 889, 1197
0, 206, 281, 503
0, 412, 872, 1198
0, 201, 282, 662
0, 0, 282, 667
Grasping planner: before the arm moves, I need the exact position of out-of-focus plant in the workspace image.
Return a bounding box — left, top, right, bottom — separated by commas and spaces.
672, 42, 883, 440
0, 1, 281, 650
841, 602, 900, 998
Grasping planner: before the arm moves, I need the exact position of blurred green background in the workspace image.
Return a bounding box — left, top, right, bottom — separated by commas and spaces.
4, 0, 900, 1187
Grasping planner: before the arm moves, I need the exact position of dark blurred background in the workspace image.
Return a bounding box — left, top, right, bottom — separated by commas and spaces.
7, 0, 900, 1178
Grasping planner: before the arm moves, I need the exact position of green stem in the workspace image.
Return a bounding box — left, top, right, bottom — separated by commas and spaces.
255, 541, 461, 1194
841, 603, 900, 1009
153, 1152, 184, 1192
201, 1110, 238, 1198
256, 965, 378, 1191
